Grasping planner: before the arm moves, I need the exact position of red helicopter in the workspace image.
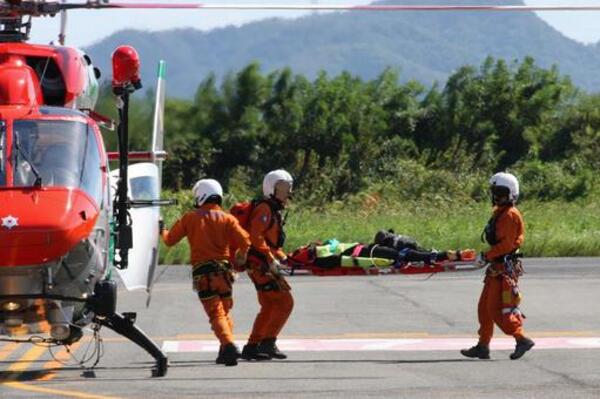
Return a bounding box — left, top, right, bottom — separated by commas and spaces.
0, 0, 594, 379
0, 0, 175, 377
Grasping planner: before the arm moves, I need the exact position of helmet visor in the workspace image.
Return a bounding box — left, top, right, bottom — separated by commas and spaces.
490, 185, 511, 204
490, 185, 510, 197
274, 180, 293, 203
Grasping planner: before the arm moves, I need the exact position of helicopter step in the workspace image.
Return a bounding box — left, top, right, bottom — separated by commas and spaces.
91, 280, 168, 377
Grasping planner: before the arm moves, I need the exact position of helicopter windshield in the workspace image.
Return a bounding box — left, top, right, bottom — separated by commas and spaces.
11, 118, 102, 205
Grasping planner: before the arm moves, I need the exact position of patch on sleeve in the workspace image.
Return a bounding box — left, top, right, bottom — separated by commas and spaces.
261, 214, 270, 224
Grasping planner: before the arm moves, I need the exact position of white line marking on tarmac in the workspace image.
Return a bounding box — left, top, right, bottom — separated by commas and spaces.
162, 337, 600, 353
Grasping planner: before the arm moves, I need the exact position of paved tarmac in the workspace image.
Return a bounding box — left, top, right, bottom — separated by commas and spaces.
1, 258, 599, 398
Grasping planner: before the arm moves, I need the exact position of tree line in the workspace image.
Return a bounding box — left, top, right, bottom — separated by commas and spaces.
97, 56, 599, 204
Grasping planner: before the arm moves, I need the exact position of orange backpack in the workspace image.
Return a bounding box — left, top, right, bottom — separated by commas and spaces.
229, 200, 256, 230
229, 199, 276, 231
228, 199, 275, 271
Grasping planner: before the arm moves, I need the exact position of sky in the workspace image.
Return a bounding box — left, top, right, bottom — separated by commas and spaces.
26, 0, 600, 48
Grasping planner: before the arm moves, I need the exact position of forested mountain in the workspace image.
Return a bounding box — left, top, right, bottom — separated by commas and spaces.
86, 0, 600, 98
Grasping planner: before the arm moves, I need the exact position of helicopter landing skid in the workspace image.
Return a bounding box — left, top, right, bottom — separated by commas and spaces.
95, 312, 168, 377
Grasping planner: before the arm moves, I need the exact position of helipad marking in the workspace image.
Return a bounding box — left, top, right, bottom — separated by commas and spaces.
162, 337, 600, 353
3, 382, 123, 399
0, 342, 122, 399
0, 342, 20, 361
1, 344, 47, 379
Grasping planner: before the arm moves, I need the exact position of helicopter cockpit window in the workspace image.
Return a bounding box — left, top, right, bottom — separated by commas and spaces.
80, 125, 102, 205
12, 120, 102, 205
130, 176, 159, 201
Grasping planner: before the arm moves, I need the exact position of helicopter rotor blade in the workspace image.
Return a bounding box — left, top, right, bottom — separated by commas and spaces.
5, 2, 600, 15
63, 2, 600, 12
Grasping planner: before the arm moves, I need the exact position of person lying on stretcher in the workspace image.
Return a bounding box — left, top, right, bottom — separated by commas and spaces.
373, 229, 475, 264
288, 230, 475, 271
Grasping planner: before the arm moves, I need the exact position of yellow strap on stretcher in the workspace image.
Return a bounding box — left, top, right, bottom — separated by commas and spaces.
340, 256, 394, 268
315, 242, 359, 258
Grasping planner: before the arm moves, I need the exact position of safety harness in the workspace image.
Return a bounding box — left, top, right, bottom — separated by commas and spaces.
481, 205, 511, 246
192, 260, 234, 300
263, 199, 287, 249
486, 253, 525, 321
246, 248, 290, 291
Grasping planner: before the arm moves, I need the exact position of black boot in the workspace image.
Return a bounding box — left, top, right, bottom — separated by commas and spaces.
257, 338, 287, 360
241, 343, 271, 361
216, 344, 241, 365
216, 345, 224, 364
460, 344, 490, 359
510, 337, 535, 360
215, 343, 240, 366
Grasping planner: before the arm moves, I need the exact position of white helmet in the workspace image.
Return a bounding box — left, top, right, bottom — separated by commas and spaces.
263, 169, 293, 198
192, 179, 223, 206
489, 172, 519, 203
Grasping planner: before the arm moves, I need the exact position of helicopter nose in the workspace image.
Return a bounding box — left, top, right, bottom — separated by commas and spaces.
0, 188, 99, 266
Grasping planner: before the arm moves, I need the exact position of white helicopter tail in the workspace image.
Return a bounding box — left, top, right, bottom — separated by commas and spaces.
152, 60, 167, 186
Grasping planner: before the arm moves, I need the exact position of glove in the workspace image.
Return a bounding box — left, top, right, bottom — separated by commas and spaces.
278, 257, 291, 275
234, 249, 248, 269
268, 259, 283, 277
476, 252, 488, 267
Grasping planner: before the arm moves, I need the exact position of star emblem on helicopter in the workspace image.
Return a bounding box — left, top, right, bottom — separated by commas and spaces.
1, 215, 19, 230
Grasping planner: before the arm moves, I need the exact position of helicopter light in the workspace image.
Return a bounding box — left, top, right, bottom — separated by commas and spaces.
2, 302, 21, 312
111, 45, 142, 93
50, 324, 71, 341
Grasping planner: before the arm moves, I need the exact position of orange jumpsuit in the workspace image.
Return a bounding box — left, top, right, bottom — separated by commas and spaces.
478, 205, 526, 346
246, 201, 294, 345
161, 203, 250, 346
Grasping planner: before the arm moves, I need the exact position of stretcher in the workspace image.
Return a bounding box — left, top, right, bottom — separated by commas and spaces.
286, 244, 483, 276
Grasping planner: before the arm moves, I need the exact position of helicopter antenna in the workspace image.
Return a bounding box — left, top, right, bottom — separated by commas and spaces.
37, 56, 51, 95
59, 0, 66, 45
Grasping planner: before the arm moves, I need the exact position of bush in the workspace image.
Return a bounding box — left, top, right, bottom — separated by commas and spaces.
513, 160, 596, 201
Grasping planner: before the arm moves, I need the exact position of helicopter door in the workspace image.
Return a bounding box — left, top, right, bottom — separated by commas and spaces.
110, 60, 167, 298
111, 163, 160, 293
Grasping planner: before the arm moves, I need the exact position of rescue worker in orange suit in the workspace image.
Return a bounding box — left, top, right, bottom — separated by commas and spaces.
160, 179, 250, 366
461, 172, 535, 360
241, 169, 294, 361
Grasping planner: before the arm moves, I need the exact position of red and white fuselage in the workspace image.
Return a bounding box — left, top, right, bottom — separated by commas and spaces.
0, 42, 109, 338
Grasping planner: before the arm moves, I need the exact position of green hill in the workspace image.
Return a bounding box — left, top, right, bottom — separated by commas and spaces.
86, 0, 600, 98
